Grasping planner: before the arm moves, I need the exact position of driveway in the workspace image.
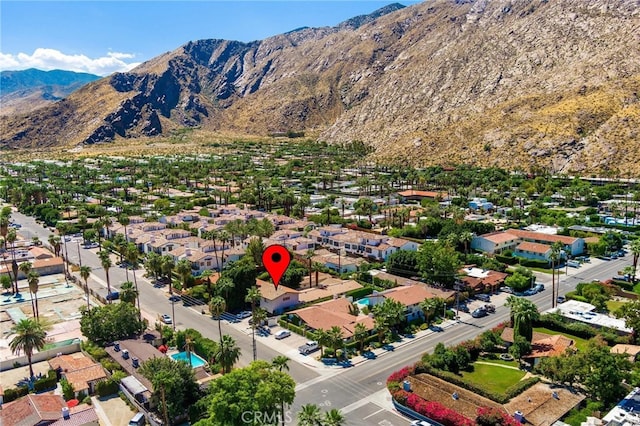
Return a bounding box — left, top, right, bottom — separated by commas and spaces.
92, 395, 137, 426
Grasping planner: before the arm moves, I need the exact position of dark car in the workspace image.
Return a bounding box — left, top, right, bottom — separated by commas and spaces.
471, 308, 488, 318
106, 291, 120, 301
557, 296, 566, 304
476, 294, 491, 302
455, 304, 470, 313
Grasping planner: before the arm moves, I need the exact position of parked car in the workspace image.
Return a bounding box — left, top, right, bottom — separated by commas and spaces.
557, 296, 566, 304
483, 304, 496, 313
535, 283, 545, 292
567, 260, 580, 268
161, 314, 172, 324
274, 330, 291, 340
476, 294, 491, 302
523, 288, 537, 296
471, 308, 488, 318
106, 291, 119, 301
237, 311, 252, 319
84, 242, 99, 249
298, 341, 319, 355
455, 304, 470, 313
500, 286, 513, 294
168, 294, 181, 302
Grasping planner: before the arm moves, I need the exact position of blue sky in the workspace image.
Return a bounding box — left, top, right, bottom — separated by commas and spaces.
1, 1, 419, 75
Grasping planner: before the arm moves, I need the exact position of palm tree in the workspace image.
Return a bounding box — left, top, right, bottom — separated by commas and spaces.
160, 255, 175, 293
217, 334, 241, 374
328, 326, 345, 360
315, 328, 330, 358
550, 241, 563, 308
79, 265, 92, 310
126, 243, 141, 315
216, 276, 235, 303
506, 295, 539, 342
353, 323, 368, 353
144, 251, 162, 280
7, 228, 18, 293
245, 286, 261, 361
271, 355, 290, 372
120, 281, 138, 304
175, 258, 192, 291
98, 250, 113, 303
419, 298, 439, 326
27, 271, 40, 320
9, 318, 47, 379
200, 269, 214, 295
298, 404, 322, 426
209, 296, 226, 346
323, 409, 345, 426
48, 234, 61, 257
630, 239, 640, 283
19, 262, 35, 316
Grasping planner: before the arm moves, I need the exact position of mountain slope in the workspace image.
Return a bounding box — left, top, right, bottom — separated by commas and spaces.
0, 69, 100, 115
1, 0, 639, 174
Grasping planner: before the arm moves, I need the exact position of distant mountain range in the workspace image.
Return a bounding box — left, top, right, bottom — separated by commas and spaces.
1, 0, 639, 174
0, 68, 100, 115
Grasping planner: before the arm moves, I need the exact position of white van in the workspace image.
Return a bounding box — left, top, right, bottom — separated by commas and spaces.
129, 413, 146, 426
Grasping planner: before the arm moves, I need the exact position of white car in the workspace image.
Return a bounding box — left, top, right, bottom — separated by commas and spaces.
274, 330, 291, 340
161, 314, 172, 324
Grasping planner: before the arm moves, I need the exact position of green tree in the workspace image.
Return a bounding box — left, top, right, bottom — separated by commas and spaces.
298, 403, 323, 426
175, 258, 192, 291
353, 322, 368, 353
209, 296, 226, 347
630, 239, 640, 283
27, 271, 40, 320
509, 335, 531, 363
139, 356, 200, 426
327, 326, 345, 359
506, 295, 539, 342
504, 268, 533, 292
372, 298, 405, 342
196, 360, 295, 426
417, 241, 461, 287
419, 297, 442, 325
79, 265, 92, 310
120, 281, 138, 304
9, 318, 47, 379
615, 300, 640, 342
145, 252, 162, 280
216, 334, 241, 374
98, 250, 113, 303
245, 286, 261, 361
246, 237, 266, 269
61, 378, 75, 401
323, 409, 345, 426
80, 302, 144, 345
161, 255, 176, 293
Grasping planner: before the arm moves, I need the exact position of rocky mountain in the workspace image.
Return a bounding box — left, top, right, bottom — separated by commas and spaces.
1, 0, 639, 174
0, 69, 100, 116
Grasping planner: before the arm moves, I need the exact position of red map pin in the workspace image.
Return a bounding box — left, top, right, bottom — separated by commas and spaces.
262, 244, 291, 290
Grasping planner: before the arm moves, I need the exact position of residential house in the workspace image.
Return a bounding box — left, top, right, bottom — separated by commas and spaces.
458, 267, 508, 293
48, 353, 107, 396
0, 394, 68, 426
49, 404, 99, 426
257, 279, 300, 314
514, 241, 552, 262
468, 198, 494, 211
289, 298, 375, 339
380, 285, 441, 321
611, 344, 640, 362
297, 278, 363, 304
500, 327, 575, 367
471, 229, 585, 256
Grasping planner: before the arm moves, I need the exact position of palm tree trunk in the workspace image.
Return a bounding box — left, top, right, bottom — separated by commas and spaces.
35, 295, 39, 320
28, 354, 34, 379
132, 268, 141, 320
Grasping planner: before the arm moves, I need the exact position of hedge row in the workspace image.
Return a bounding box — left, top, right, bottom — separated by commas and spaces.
33, 375, 58, 392
3, 386, 29, 403
611, 279, 635, 292
277, 319, 316, 339
345, 287, 373, 300
495, 254, 518, 265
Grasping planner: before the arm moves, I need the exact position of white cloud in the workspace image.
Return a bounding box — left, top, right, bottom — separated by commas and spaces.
0, 48, 141, 76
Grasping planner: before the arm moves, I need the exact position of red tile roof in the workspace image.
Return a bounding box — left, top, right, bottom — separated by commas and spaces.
505, 229, 578, 245
0, 394, 67, 426
382, 285, 436, 306
398, 190, 448, 199
515, 241, 552, 254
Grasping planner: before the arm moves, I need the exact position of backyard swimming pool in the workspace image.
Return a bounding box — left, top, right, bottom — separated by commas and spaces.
171, 351, 207, 368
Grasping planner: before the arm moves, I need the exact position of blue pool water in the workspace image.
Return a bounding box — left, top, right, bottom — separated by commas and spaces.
358, 297, 370, 305
171, 351, 207, 368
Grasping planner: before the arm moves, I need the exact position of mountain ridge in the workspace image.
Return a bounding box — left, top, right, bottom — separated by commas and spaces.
1, 0, 639, 174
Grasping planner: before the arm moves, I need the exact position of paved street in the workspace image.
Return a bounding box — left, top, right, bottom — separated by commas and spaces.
10, 210, 636, 424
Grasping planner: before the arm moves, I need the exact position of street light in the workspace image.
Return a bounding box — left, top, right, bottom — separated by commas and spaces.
170, 289, 176, 332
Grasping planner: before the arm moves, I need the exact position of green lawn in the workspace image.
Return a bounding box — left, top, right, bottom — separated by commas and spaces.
533, 327, 590, 351
478, 355, 519, 368
460, 363, 526, 395
606, 300, 627, 314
